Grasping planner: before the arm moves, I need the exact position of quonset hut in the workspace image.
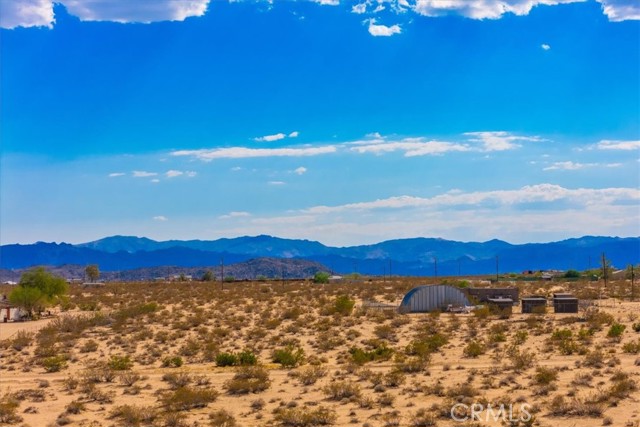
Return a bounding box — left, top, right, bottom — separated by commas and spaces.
399, 285, 471, 313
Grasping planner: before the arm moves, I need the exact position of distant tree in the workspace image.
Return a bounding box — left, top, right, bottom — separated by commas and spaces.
85, 264, 100, 282
9, 267, 68, 318
313, 272, 330, 284
201, 270, 214, 282
564, 270, 580, 278
224, 276, 235, 283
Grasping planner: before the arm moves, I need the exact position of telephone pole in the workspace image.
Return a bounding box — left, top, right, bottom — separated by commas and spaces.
220, 257, 224, 291
601, 252, 608, 289
434, 256, 438, 279
631, 266, 635, 302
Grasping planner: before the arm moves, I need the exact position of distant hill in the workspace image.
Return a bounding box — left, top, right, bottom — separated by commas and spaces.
0, 257, 329, 282
1, 235, 638, 278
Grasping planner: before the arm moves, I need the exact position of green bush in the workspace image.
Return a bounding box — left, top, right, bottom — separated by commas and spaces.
350, 342, 394, 365
216, 352, 239, 367
607, 322, 626, 339
108, 355, 133, 371
238, 350, 258, 366
313, 272, 330, 284
463, 341, 485, 358
42, 355, 67, 372
534, 367, 558, 385
162, 356, 184, 368
622, 339, 640, 354
334, 295, 355, 316
272, 346, 305, 368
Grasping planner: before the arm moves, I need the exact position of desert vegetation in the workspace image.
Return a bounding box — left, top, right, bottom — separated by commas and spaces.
0, 276, 639, 426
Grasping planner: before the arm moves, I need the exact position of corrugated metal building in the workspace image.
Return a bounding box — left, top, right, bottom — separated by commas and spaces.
399, 285, 471, 313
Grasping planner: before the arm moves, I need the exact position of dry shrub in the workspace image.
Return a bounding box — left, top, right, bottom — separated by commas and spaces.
160, 386, 219, 411
275, 406, 337, 426
323, 381, 361, 400
224, 366, 271, 394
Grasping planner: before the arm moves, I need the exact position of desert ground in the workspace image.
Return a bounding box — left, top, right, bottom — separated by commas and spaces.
1, 277, 639, 427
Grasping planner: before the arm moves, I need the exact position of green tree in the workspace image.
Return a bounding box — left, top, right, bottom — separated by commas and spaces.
85, 264, 100, 282
10, 267, 68, 318
313, 271, 330, 284
201, 270, 214, 282
563, 270, 580, 278
8, 286, 44, 318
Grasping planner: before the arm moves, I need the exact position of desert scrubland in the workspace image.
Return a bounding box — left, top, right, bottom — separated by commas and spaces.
1, 278, 639, 427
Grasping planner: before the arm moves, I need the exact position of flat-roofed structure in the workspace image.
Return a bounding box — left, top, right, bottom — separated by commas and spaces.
522, 296, 547, 313
553, 293, 579, 313
467, 287, 519, 304
487, 297, 513, 314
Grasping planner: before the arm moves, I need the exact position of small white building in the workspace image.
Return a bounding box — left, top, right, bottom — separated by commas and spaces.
0, 300, 24, 322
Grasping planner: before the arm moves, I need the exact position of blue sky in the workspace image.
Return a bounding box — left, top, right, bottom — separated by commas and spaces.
1, 0, 639, 246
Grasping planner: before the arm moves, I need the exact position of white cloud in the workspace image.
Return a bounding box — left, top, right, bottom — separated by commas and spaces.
350, 137, 471, 156
313, 0, 340, 5
0, 0, 54, 29
254, 132, 286, 142
352, 3, 367, 14
412, 0, 585, 20
464, 131, 543, 152
288, 131, 300, 138
367, 19, 402, 36
231, 166, 243, 171
543, 161, 593, 171
294, 166, 307, 175
132, 171, 158, 178
595, 140, 640, 150
268, 181, 286, 185
108, 172, 125, 177
165, 170, 183, 178
541, 43, 551, 50
303, 184, 640, 214
1, 0, 210, 29
171, 145, 337, 161
597, 0, 640, 21
150, 178, 160, 183
219, 211, 251, 219
153, 215, 168, 221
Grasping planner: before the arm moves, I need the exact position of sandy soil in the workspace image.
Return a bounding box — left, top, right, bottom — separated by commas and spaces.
1, 278, 639, 427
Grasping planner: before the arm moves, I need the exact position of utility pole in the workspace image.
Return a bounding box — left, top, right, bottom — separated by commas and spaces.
601, 252, 608, 289
220, 257, 224, 291
631, 265, 635, 302
434, 256, 438, 279
495, 256, 499, 282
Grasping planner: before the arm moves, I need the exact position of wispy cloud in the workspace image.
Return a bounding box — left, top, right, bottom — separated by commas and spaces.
219, 211, 251, 219
464, 131, 544, 152
294, 166, 307, 175
303, 184, 640, 214
108, 172, 125, 177
268, 181, 286, 185
254, 131, 300, 142
541, 43, 551, 50
367, 19, 402, 36
152, 215, 168, 221
350, 137, 470, 156
543, 161, 623, 171
171, 145, 337, 161
594, 139, 640, 150
132, 171, 158, 178
254, 132, 286, 142
165, 170, 183, 178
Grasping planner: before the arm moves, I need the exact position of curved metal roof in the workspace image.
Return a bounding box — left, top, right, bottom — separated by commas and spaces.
399, 284, 471, 313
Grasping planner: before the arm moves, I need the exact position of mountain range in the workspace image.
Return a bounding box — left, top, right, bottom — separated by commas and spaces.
1, 235, 638, 279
